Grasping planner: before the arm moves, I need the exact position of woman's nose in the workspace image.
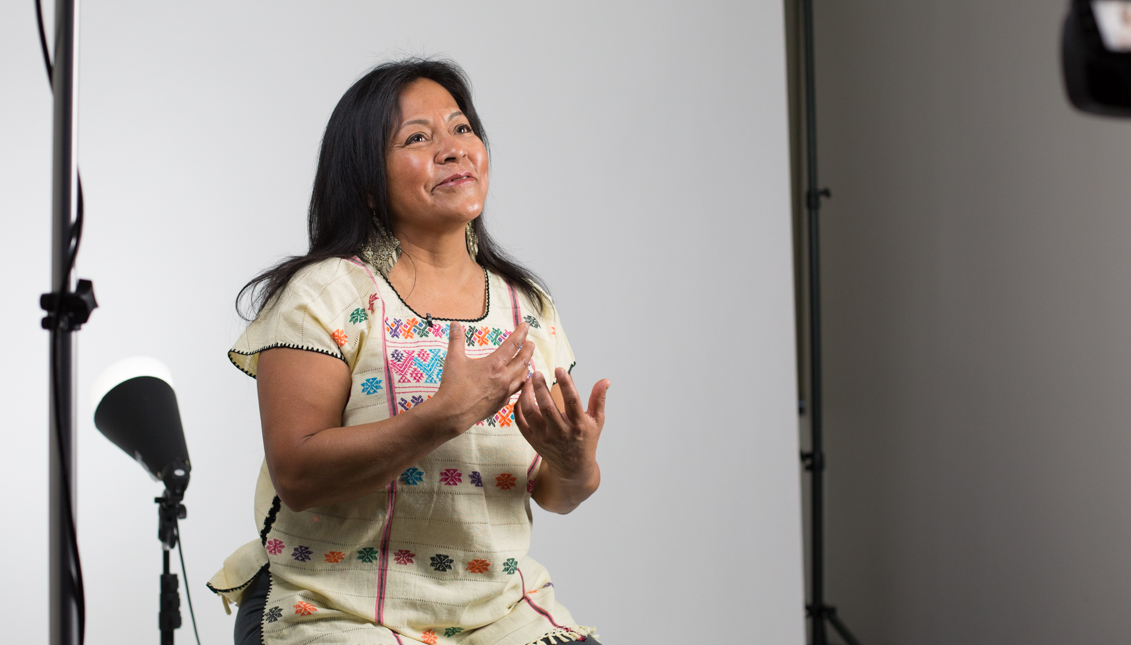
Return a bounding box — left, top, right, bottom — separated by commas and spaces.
433, 130, 465, 164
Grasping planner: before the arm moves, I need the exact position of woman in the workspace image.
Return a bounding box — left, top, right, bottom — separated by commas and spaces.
206, 59, 609, 645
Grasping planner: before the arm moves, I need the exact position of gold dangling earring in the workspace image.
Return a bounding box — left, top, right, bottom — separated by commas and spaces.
465, 221, 479, 261
361, 211, 401, 279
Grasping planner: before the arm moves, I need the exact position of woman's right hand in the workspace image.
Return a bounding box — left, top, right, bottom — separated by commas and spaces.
432, 321, 534, 432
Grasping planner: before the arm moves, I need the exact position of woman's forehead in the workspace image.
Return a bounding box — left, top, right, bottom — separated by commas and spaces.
396, 79, 461, 127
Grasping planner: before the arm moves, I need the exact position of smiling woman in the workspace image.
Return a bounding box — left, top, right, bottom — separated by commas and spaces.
205, 59, 608, 645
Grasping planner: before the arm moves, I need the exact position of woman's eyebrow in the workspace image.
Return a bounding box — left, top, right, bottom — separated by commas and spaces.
397, 111, 465, 130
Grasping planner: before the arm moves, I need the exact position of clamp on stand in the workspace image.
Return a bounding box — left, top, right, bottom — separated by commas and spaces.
156, 462, 190, 645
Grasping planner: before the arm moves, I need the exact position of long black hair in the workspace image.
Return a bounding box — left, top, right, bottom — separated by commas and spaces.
237, 58, 546, 320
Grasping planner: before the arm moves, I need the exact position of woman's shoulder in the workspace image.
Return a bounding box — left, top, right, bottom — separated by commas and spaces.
274, 257, 379, 308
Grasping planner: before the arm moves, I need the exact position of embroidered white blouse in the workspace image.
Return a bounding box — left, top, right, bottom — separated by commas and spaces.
207, 258, 594, 645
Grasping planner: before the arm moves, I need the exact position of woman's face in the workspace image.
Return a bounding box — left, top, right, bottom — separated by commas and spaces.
385, 78, 489, 233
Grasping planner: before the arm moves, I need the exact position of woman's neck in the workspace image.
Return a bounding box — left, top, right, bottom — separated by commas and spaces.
386, 222, 485, 320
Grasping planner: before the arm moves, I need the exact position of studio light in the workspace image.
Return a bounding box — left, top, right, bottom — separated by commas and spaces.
90, 357, 191, 497
1063, 0, 1131, 116
90, 356, 195, 644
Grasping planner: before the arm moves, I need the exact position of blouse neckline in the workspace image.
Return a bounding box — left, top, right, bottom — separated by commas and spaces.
376, 265, 492, 323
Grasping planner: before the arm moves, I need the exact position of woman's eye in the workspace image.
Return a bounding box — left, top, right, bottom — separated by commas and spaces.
455, 124, 473, 134
406, 133, 426, 144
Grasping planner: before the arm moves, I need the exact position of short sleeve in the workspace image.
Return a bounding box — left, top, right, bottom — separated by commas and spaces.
228, 258, 377, 379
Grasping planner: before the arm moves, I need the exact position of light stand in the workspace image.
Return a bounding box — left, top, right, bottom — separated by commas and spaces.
157, 465, 190, 645
40, 1, 95, 644
799, 0, 860, 643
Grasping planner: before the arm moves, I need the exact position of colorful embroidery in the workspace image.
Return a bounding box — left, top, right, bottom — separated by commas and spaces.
495, 473, 517, 490
393, 549, 415, 565
400, 467, 424, 485
292, 545, 313, 562
444, 627, 464, 637
551, 326, 557, 337
431, 323, 450, 339
367, 293, 379, 313
349, 308, 368, 324
526, 479, 536, 493
402, 317, 419, 339
389, 349, 423, 383
439, 468, 463, 486
324, 551, 344, 563
411, 318, 432, 338
466, 559, 491, 574
487, 403, 514, 427
386, 318, 403, 338
421, 631, 438, 645
293, 601, 317, 616
330, 329, 348, 347
413, 349, 446, 383
503, 558, 519, 574
357, 547, 379, 564
265, 607, 283, 623
430, 554, 454, 572
361, 377, 383, 395
523, 315, 541, 329
470, 471, 483, 487
543, 582, 554, 588
266, 539, 285, 556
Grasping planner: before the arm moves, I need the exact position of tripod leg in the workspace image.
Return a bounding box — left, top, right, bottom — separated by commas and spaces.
826, 611, 862, 645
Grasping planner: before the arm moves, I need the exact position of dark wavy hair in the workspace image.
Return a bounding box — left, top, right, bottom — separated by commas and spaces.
237, 58, 546, 320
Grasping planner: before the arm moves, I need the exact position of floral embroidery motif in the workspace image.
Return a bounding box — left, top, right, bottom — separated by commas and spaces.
430, 554, 454, 572
357, 547, 379, 564
551, 326, 557, 337
412, 318, 432, 338
292, 545, 313, 562
293, 601, 317, 616
349, 308, 368, 324
330, 329, 348, 347
496, 473, 517, 490
400, 467, 424, 485
266, 539, 285, 556
439, 468, 463, 486
487, 403, 514, 427
462, 325, 510, 347
542, 582, 554, 588
265, 607, 283, 623
389, 349, 423, 383
523, 315, 541, 329
386, 318, 403, 338
323, 551, 344, 563
421, 631, 438, 645
527, 479, 536, 494
361, 377, 383, 395
413, 349, 446, 383
398, 395, 427, 412
466, 559, 491, 574
470, 471, 483, 487
503, 558, 519, 575
367, 293, 379, 313
393, 549, 415, 565
444, 627, 464, 637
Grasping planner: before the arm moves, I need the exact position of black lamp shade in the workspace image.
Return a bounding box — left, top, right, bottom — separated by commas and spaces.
90, 358, 190, 483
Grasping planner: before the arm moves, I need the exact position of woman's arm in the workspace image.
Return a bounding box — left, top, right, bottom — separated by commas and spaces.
258, 321, 534, 511
517, 369, 610, 515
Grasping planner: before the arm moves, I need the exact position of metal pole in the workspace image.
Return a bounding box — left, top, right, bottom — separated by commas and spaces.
49, 1, 81, 644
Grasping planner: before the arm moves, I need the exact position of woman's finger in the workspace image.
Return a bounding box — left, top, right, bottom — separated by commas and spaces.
587, 379, 611, 426
531, 372, 566, 432
517, 377, 544, 432
446, 321, 464, 362
514, 380, 533, 435
554, 368, 585, 425
494, 322, 528, 363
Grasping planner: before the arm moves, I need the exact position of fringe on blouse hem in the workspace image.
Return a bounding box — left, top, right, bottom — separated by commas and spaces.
524, 626, 598, 645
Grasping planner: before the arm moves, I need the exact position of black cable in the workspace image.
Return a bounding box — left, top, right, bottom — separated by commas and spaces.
38, 1, 87, 642
175, 519, 203, 645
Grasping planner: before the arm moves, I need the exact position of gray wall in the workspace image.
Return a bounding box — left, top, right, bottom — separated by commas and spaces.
0, 2, 804, 644
810, 1, 1131, 643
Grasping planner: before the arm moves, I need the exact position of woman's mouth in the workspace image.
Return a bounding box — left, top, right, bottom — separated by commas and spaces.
435, 173, 473, 189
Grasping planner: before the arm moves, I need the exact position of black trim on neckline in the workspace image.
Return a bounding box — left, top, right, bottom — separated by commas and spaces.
228, 344, 347, 380
376, 265, 492, 323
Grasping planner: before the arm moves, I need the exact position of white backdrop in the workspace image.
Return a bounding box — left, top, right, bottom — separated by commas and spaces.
1, 2, 803, 643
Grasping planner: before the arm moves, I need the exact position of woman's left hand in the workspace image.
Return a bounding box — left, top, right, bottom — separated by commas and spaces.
514, 368, 609, 510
